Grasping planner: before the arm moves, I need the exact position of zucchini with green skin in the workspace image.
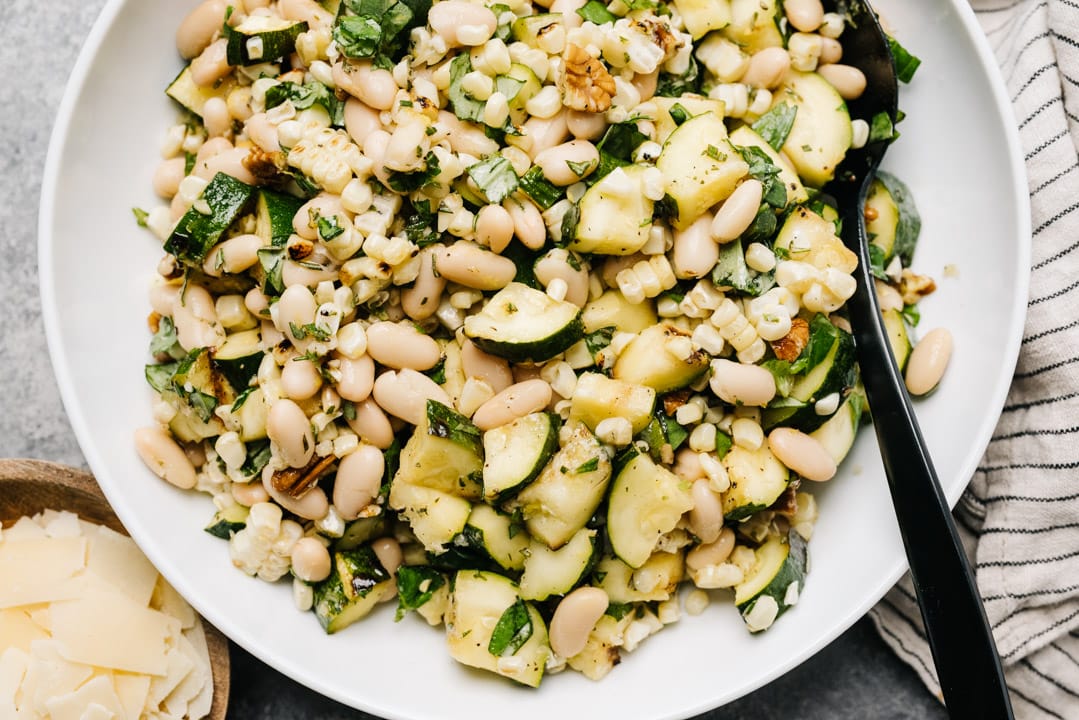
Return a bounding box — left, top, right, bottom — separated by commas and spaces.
463, 282, 584, 362
673, 0, 731, 39
482, 412, 560, 502
728, 125, 809, 205
394, 400, 484, 499
809, 392, 863, 466
607, 449, 693, 568
721, 444, 791, 521
581, 290, 658, 334
256, 190, 306, 247
508, 420, 611, 549
211, 329, 264, 392
313, 546, 394, 633
446, 571, 550, 687
225, 16, 308, 66
734, 531, 808, 632
336, 515, 391, 551
722, 0, 783, 53
771, 71, 852, 187
866, 171, 922, 265
612, 323, 709, 393
882, 308, 912, 371
594, 551, 685, 603
389, 480, 472, 553
657, 113, 749, 229
650, 95, 725, 145
464, 504, 530, 572
204, 504, 249, 539
570, 372, 656, 435
165, 65, 237, 119
568, 165, 654, 255
518, 527, 596, 601
165, 172, 257, 265
511, 14, 563, 45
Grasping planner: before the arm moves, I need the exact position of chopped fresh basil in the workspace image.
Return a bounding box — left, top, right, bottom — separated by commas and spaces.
446, 54, 516, 132
868, 242, 889, 280
736, 145, 787, 210
467, 155, 519, 204
149, 316, 185, 359
144, 362, 178, 394
585, 326, 616, 359
240, 439, 273, 478
264, 81, 345, 127
387, 152, 442, 193
490, 2, 514, 41
517, 166, 564, 210
888, 37, 921, 83
426, 400, 482, 452
317, 214, 344, 240
714, 430, 733, 459
558, 200, 580, 246
488, 597, 533, 656
655, 55, 702, 98
132, 207, 149, 227
576, 0, 618, 24
760, 358, 795, 397
868, 111, 899, 144
574, 457, 600, 474
342, 399, 358, 421
404, 198, 441, 247
335, 0, 431, 68
508, 507, 527, 539
704, 144, 727, 162
424, 356, 448, 385
605, 602, 634, 620
395, 565, 446, 621
231, 386, 256, 411
187, 390, 219, 423
594, 121, 647, 181
712, 237, 775, 296
289, 322, 331, 341
184, 152, 197, 175
669, 103, 691, 126
257, 247, 285, 296
901, 303, 921, 327
653, 193, 679, 223
790, 315, 840, 374
566, 159, 595, 178
751, 103, 798, 151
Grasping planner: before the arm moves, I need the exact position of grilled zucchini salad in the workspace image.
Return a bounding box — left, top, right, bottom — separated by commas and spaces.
136, 0, 933, 687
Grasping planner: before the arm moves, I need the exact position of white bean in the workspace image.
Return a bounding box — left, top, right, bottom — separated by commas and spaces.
785, 0, 824, 32
565, 110, 607, 140
276, 285, 318, 349
549, 587, 609, 659
436, 243, 517, 290
475, 204, 516, 254
334, 444, 384, 520
246, 112, 280, 153
344, 98, 383, 146
333, 61, 398, 110
438, 111, 500, 157
371, 537, 403, 576
672, 447, 705, 482
291, 537, 332, 582
504, 196, 546, 250
232, 480, 270, 507
153, 158, 186, 199
688, 479, 724, 545
472, 379, 553, 430
366, 322, 442, 371
134, 427, 197, 490
461, 340, 514, 394
203, 97, 231, 137
820, 37, 843, 65
673, 213, 719, 279
201, 146, 258, 185
817, 64, 867, 100
279, 0, 335, 27
176, 0, 227, 59
709, 359, 777, 407
372, 369, 452, 425
741, 47, 791, 90
685, 527, 736, 570
261, 466, 330, 520
428, 1, 497, 46
905, 328, 953, 396
346, 398, 396, 448
534, 249, 589, 306
202, 233, 264, 276
190, 39, 231, 88
336, 354, 376, 402
767, 427, 836, 481
401, 246, 447, 321
267, 398, 315, 468
281, 357, 323, 400
712, 180, 764, 242
521, 113, 570, 159
293, 195, 344, 240
173, 284, 226, 350
534, 140, 599, 186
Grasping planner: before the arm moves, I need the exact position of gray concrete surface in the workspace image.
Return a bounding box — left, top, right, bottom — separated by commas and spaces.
0, 1, 947, 717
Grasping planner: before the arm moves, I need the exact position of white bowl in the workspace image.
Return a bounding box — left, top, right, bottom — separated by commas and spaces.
39, 1, 1029, 718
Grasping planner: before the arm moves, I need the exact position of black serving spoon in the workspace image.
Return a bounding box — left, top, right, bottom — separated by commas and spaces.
824, 1, 1015, 716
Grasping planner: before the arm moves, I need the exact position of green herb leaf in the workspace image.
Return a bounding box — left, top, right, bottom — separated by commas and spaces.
289, 322, 332, 341
488, 598, 533, 656
241, 439, 273, 478
149, 316, 185, 359
901, 303, 921, 327
704, 144, 727, 162
868, 243, 889, 280
132, 207, 149, 227
144, 362, 178, 394
760, 358, 795, 397
231, 386, 256, 411
317, 214, 345, 240
387, 152, 442, 193
558, 201, 580, 246
574, 457, 600, 474
517, 166, 564, 210
655, 55, 701, 98
257, 247, 285, 296
264, 81, 345, 127
335, 0, 430, 67
585, 326, 615, 358
751, 103, 798, 151
446, 54, 517, 132
404, 198, 441, 247
334, 15, 382, 58
714, 430, 733, 459
668, 103, 691, 126
184, 152, 197, 175
467, 155, 519, 204
424, 356, 447, 385
187, 390, 219, 423
426, 400, 482, 453
735, 145, 787, 210
790, 315, 840, 374
887, 37, 921, 83
594, 121, 647, 181
868, 111, 899, 144
395, 566, 446, 621
576, 0, 618, 24
605, 602, 634, 620
566, 159, 595, 178
342, 399, 358, 421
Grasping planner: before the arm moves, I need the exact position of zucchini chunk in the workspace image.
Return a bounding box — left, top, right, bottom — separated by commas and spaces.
866, 171, 922, 265
165, 65, 237, 119
771, 71, 852, 187
734, 531, 808, 632
446, 571, 550, 687
313, 546, 394, 634
566, 612, 635, 680
211, 329, 264, 392
594, 551, 685, 603
502, 63, 543, 126
482, 412, 560, 502
511, 14, 564, 46
570, 372, 656, 435
657, 113, 749, 229
225, 15, 308, 66
234, 386, 269, 441
389, 481, 472, 554
464, 504, 530, 572
607, 450, 694, 568
394, 400, 484, 499
612, 323, 709, 392
337, 515, 391, 551
721, 444, 790, 521
204, 504, 249, 539
464, 283, 584, 363
722, 0, 784, 53
165, 172, 258, 265
569, 165, 655, 255
509, 421, 611, 549
809, 392, 863, 466
882, 307, 912, 371
518, 527, 597, 601
673, 0, 731, 39
256, 190, 306, 247
651, 95, 725, 145
728, 125, 808, 205
581, 289, 658, 334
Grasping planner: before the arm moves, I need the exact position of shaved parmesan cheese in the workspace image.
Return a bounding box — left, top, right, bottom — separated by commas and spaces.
151, 577, 196, 630
86, 525, 159, 608
113, 672, 152, 719
0, 537, 87, 609
23, 639, 94, 714
79, 702, 117, 720
45, 674, 125, 720
164, 634, 208, 716
0, 609, 48, 652
44, 511, 84, 539
147, 645, 195, 709
0, 647, 30, 707
3, 517, 47, 541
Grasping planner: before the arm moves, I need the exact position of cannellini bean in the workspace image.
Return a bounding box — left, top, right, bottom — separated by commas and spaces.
291, 537, 332, 582
672, 447, 705, 482
281, 259, 337, 289
150, 281, 182, 316
232, 480, 270, 507
293, 195, 344, 240
534, 140, 599, 186
344, 98, 382, 146
371, 537, 403, 576
134, 427, 197, 489
190, 39, 231, 88
372, 369, 452, 425
203, 97, 231, 137
436, 243, 517, 290
741, 47, 791, 90
153, 158, 186, 198
245, 112, 280, 153
767, 427, 837, 481
688, 479, 724, 545
565, 109, 607, 140
193, 137, 232, 175
267, 398, 315, 468
504, 196, 546, 250
673, 213, 719, 279
712, 180, 764, 242
438, 111, 500, 157
333, 61, 397, 110
346, 397, 396, 448
428, 1, 497, 46
709, 359, 777, 407
820, 37, 843, 65
173, 284, 226, 350
336, 354, 376, 402
535, 248, 589, 306
366, 322, 442, 371
521, 113, 570, 159
334, 444, 384, 520
472, 379, 553, 430
262, 466, 330, 520
817, 64, 867, 100
281, 358, 323, 400
475, 205, 516, 254
401, 247, 447, 321
785, 0, 824, 32
200, 147, 258, 185
461, 340, 514, 394
202, 233, 263, 276
245, 287, 269, 317
685, 527, 736, 570
277, 285, 318, 349
551, 0, 588, 28
176, 0, 227, 59
279, 0, 335, 27
905, 328, 953, 396
549, 587, 609, 659
633, 71, 660, 103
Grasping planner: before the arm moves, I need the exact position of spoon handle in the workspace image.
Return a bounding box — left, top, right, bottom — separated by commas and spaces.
845, 196, 1015, 719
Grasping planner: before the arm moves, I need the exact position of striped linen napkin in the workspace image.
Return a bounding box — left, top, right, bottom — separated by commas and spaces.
869, 0, 1079, 716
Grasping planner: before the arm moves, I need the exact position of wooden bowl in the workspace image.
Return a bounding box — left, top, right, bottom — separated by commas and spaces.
0, 458, 230, 720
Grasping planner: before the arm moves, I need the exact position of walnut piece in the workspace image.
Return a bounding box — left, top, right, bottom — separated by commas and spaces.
243, 147, 288, 183
898, 268, 937, 305
562, 44, 617, 113
771, 316, 810, 362
271, 453, 336, 499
